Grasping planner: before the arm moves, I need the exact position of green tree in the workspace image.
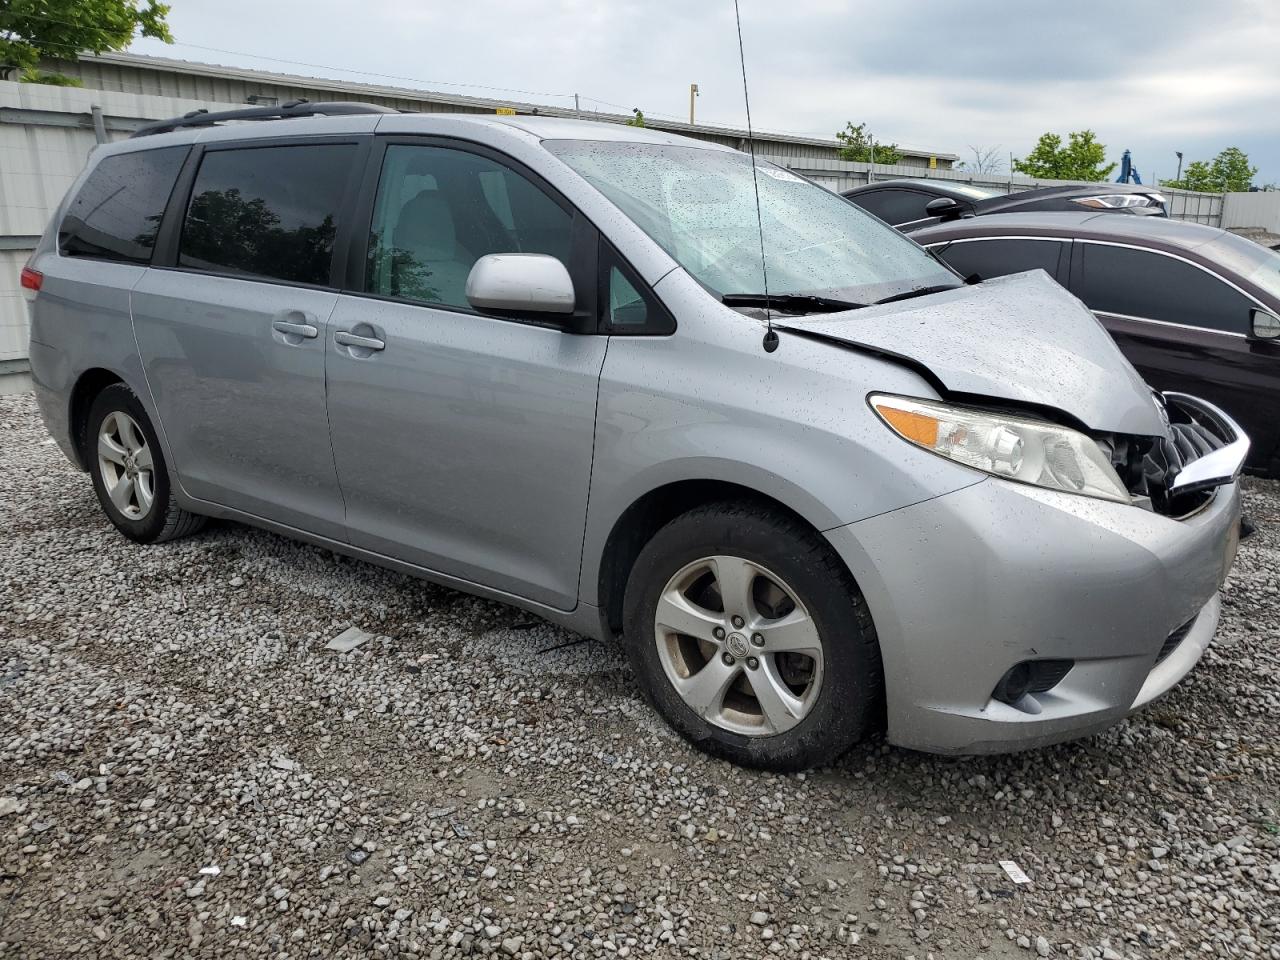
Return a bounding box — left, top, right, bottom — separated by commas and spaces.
1163, 159, 1214, 192
0, 0, 172, 84
1162, 147, 1258, 192
625, 108, 645, 128
835, 122, 902, 164
1012, 131, 1116, 182
1211, 147, 1257, 191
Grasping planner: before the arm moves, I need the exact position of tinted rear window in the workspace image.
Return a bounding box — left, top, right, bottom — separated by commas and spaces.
179, 144, 356, 286
59, 147, 186, 264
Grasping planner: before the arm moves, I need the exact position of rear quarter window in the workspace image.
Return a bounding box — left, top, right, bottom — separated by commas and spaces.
59, 146, 187, 264
935, 237, 1066, 282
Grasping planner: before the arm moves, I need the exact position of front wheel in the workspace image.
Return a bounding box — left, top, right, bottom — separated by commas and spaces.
622, 502, 883, 771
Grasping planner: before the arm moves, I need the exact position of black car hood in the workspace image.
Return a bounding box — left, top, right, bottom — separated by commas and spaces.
784, 270, 1166, 436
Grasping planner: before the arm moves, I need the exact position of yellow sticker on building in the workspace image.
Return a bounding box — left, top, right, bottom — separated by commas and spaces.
495, 107, 516, 116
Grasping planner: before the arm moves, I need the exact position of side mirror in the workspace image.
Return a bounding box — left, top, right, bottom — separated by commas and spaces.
465, 254, 575, 316
925, 196, 970, 220
1250, 308, 1280, 340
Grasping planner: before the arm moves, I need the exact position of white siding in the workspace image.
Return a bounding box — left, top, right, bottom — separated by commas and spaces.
0, 81, 246, 368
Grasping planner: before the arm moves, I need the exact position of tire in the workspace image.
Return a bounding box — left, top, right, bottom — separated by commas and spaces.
622, 501, 883, 771
84, 383, 206, 544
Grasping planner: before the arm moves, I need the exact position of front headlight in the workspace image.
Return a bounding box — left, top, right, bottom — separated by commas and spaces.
870, 394, 1132, 503
1071, 194, 1155, 210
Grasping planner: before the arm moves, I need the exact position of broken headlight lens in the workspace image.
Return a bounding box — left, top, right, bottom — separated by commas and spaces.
870, 394, 1131, 503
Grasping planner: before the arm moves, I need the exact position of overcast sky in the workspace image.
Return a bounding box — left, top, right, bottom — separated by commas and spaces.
130, 0, 1280, 184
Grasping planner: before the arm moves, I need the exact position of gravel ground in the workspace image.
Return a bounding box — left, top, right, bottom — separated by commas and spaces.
1, 390, 1277, 960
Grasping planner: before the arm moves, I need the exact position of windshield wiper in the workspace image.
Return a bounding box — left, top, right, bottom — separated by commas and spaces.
871, 284, 964, 306
721, 293, 866, 314
865, 284, 962, 305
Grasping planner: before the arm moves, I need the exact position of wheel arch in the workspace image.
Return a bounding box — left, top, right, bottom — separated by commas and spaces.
590, 474, 852, 638
68, 367, 128, 469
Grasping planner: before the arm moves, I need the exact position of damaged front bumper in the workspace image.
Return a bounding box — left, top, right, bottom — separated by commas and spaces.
824, 391, 1245, 755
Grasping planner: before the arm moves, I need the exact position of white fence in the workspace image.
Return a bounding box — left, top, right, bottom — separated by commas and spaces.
0, 78, 1269, 382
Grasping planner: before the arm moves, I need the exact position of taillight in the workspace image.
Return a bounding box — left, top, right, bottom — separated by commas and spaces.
20, 266, 43, 293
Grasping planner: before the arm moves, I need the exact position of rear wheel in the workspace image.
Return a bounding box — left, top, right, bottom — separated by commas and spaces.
85, 383, 206, 544
622, 501, 882, 771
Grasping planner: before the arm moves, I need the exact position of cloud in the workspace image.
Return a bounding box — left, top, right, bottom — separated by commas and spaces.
129, 0, 1280, 182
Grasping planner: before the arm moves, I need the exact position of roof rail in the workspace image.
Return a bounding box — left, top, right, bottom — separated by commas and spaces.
130, 99, 398, 138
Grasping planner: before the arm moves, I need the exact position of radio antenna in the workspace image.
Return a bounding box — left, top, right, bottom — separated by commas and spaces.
733, 0, 779, 353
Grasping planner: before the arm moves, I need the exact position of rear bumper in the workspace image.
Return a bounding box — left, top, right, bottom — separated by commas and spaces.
28, 338, 81, 469
826, 476, 1240, 755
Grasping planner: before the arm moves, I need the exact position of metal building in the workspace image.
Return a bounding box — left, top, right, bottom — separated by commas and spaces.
38, 52, 959, 170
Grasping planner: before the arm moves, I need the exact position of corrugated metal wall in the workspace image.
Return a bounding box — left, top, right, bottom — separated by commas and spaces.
1222, 191, 1280, 233
0, 80, 250, 366
43, 53, 956, 169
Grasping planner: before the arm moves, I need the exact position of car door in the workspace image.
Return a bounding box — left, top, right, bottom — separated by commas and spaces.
132, 138, 366, 540
324, 139, 607, 610
927, 235, 1070, 285
1068, 240, 1280, 470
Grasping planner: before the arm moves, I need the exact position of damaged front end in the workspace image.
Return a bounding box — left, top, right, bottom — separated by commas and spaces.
1098, 393, 1250, 518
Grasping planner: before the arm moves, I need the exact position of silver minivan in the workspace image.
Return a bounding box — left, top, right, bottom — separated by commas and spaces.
23, 105, 1247, 770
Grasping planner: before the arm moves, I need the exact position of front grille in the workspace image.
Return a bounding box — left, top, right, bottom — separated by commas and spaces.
1156, 615, 1197, 665
1165, 420, 1228, 474
1104, 394, 1237, 518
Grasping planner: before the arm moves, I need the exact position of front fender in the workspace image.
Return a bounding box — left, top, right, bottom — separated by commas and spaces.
578, 297, 983, 605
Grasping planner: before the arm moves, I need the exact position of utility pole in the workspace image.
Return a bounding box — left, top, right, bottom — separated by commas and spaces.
689, 83, 699, 124
574, 93, 580, 118
1175, 151, 1184, 182
868, 134, 875, 184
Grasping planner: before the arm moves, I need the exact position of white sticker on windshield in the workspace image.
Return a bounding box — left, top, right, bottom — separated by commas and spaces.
755, 166, 805, 183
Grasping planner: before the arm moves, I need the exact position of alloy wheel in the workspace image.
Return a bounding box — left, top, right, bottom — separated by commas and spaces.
653, 555, 824, 736
97, 411, 155, 521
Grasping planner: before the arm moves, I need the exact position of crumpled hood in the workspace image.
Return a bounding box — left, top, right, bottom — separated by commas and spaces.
783, 270, 1165, 436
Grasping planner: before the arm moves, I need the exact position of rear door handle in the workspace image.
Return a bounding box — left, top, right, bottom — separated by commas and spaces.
335, 331, 386, 351
272, 320, 318, 339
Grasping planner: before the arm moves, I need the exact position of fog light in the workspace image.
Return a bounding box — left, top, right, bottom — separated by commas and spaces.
993, 659, 1074, 705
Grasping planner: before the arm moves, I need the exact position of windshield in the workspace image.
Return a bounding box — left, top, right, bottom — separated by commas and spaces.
545, 140, 959, 303
1205, 232, 1280, 305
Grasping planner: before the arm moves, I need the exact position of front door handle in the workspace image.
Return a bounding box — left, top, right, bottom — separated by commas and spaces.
272, 319, 318, 339
335, 331, 386, 351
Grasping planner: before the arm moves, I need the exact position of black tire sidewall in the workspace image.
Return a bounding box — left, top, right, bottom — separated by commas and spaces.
622, 503, 882, 771
85, 384, 175, 544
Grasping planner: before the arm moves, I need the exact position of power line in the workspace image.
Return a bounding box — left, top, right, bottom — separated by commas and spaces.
2, 11, 578, 101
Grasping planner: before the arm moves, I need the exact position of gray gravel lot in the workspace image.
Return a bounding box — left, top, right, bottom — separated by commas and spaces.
1, 390, 1277, 959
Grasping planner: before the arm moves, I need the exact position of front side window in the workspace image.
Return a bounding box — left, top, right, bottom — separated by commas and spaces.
60, 146, 187, 264
179, 144, 356, 285
545, 141, 957, 305
936, 237, 1065, 282
1075, 244, 1253, 334
365, 145, 572, 310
